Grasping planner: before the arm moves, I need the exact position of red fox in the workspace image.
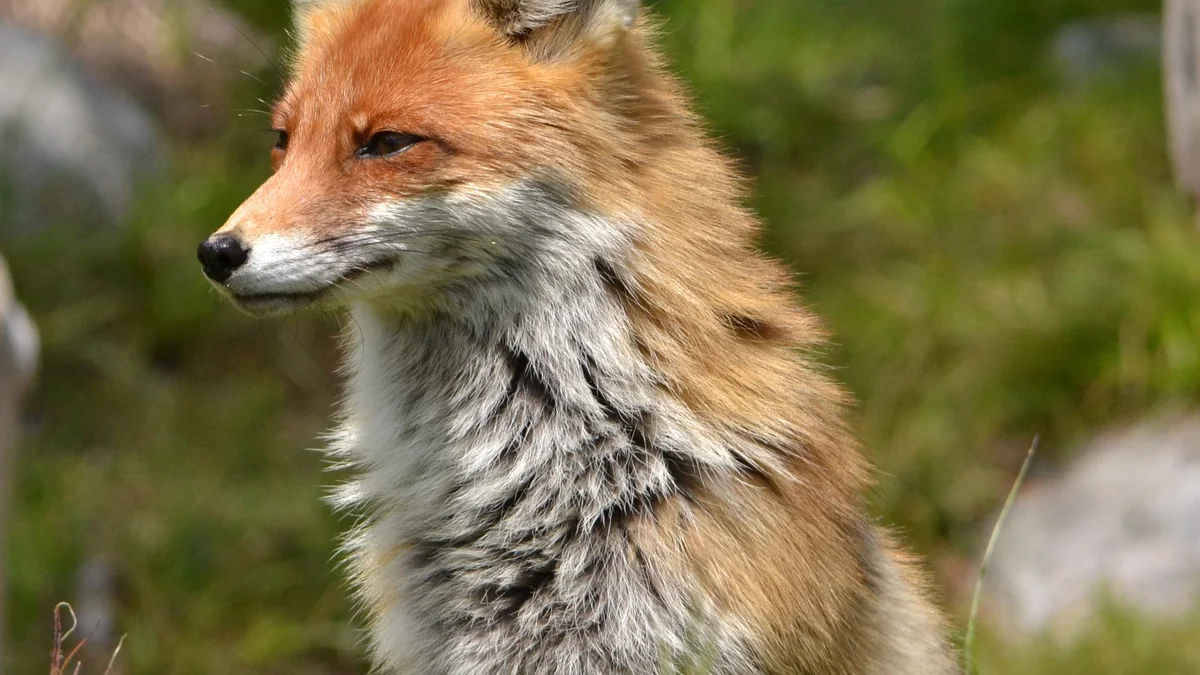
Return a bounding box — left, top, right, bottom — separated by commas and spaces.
198, 0, 958, 672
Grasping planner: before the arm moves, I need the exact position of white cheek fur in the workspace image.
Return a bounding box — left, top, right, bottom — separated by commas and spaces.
218, 182, 629, 309
367, 199, 405, 226
223, 232, 344, 296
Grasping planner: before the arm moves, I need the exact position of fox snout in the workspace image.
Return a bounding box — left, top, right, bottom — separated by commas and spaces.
197, 234, 250, 283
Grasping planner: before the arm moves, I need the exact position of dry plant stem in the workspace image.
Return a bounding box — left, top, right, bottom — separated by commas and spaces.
102, 636, 127, 675
49, 602, 125, 675
51, 602, 81, 675
964, 436, 1039, 674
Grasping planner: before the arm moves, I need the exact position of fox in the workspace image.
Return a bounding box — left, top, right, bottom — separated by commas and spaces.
197, 0, 959, 673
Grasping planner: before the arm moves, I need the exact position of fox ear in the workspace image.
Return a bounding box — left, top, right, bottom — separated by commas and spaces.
474, 0, 640, 49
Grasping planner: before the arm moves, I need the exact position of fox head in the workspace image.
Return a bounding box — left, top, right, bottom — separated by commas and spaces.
198, 0, 655, 317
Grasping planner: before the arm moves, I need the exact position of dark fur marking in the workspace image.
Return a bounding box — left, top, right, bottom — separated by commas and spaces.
631, 545, 667, 607
731, 450, 785, 497
593, 258, 638, 304
492, 347, 556, 420
662, 450, 700, 495
487, 475, 537, 525
496, 417, 534, 464
430, 473, 539, 555
591, 488, 671, 532
482, 557, 560, 620
749, 431, 810, 465
854, 519, 886, 597
581, 352, 646, 441
722, 313, 779, 342
410, 542, 457, 587
576, 353, 688, 530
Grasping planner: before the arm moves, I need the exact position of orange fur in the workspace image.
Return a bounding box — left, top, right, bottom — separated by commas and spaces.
218, 0, 959, 671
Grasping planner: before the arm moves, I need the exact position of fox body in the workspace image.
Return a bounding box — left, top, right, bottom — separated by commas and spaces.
199, 0, 958, 673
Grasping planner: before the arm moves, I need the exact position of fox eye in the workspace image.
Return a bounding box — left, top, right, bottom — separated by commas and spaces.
359, 132, 421, 158
273, 129, 289, 152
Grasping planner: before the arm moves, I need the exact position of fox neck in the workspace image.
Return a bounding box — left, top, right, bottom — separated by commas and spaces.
328, 229, 730, 669
332, 251, 676, 511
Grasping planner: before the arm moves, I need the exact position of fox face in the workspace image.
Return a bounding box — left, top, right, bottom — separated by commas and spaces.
198, 0, 642, 316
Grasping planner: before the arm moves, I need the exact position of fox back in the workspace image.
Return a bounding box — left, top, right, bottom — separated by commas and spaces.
199, 0, 960, 672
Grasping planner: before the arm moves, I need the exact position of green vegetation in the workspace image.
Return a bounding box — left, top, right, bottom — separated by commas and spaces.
7, 0, 1200, 672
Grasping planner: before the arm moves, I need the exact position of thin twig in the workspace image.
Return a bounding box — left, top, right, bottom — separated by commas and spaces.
51, 602, 80, 674
102, 635, 127, 675
55, 602, 79, 644
49, 603, 124, 675
61, 638, 89, 675
964, 435, 1039, 674
51, 607, 63, 672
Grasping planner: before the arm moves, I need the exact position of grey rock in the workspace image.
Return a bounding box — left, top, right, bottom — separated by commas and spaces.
986, 417, 1200, 636
75, 556, 119, 662
1051, 14, 1162, 88
1, 0, 276, 137
1165, 0, 1200, 199
0, 22, 163, 234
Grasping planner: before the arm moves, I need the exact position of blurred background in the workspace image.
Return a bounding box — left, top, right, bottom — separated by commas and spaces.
2, 0, 1199, 672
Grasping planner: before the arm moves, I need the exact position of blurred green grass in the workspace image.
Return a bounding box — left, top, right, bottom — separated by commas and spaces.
6, 0, 1200, 672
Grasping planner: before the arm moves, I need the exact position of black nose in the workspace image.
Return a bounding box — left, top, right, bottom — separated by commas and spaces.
197, 235, 249, 283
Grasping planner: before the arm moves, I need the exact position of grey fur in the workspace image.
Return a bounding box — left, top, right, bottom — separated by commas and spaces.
219, 4, 951, 667
323, 182, 761, 674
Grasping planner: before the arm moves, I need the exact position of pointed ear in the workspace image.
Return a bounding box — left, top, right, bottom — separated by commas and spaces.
474, 0, 640, 52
